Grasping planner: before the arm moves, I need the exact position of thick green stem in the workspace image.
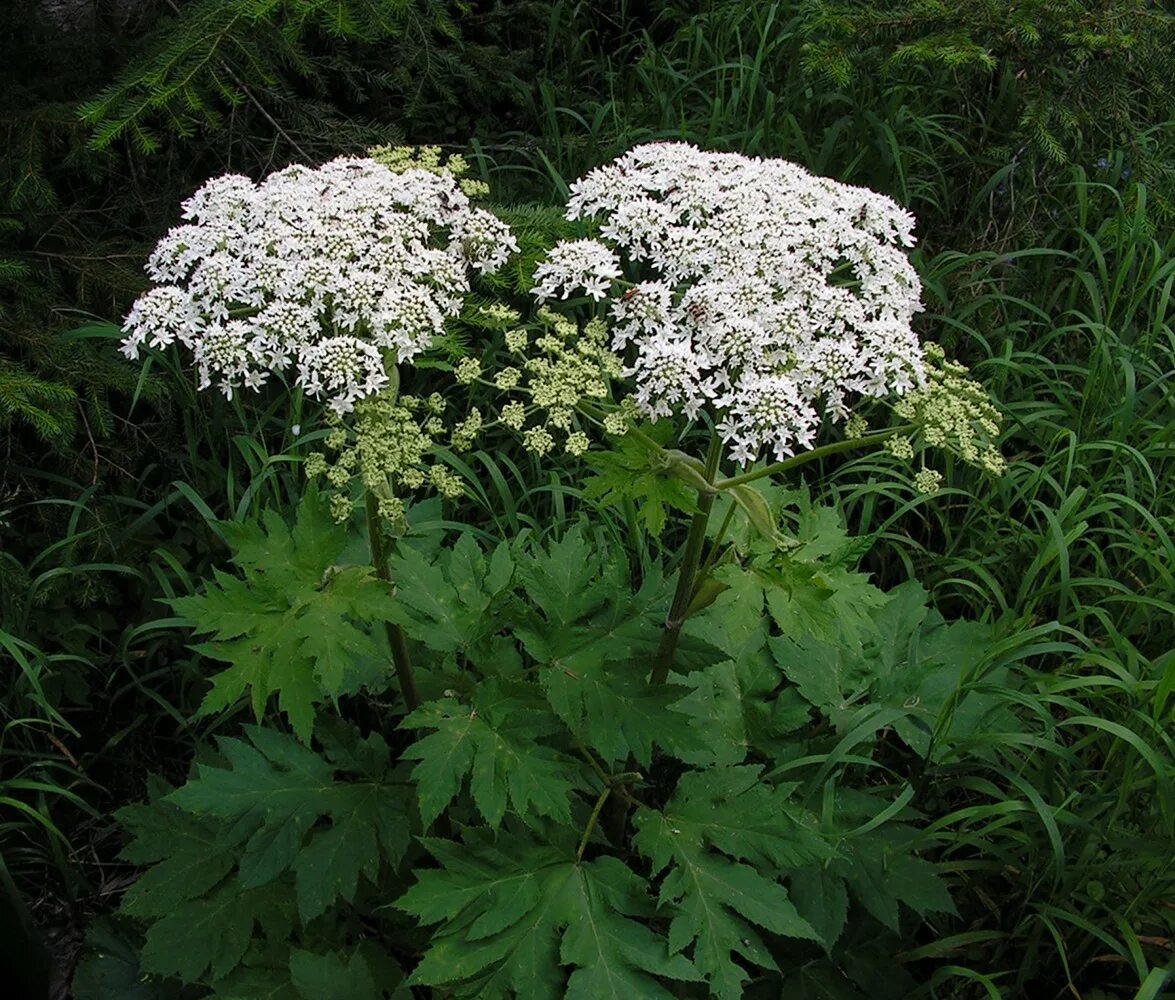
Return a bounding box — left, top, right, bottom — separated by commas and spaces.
576, 786, 612, 863
694, 500, 737, 586
365, 491, 419, 711
650, 434, 722, 684
712, 424, 916, 490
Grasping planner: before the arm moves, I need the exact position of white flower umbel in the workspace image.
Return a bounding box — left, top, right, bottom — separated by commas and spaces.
536, 142, 927, 461
530, 239, 622, 302
123, 156, 517, 411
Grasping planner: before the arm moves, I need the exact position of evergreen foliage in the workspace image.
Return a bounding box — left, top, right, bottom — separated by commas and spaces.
79, 0, 465, 155
796, 0, 1175, 218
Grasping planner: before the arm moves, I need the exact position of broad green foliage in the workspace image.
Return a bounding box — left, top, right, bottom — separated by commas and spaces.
392, 520, 716, 765
398, 829, 701, 998
515, 528, 701, 766
770, 580, 1010, 755
712, 486, 888, 649
632, 767, 829, 998
104, 489, 986, 997
170, 493, 398, 741
401, 683, 580, 829
384, 532, 515, 659
117, 726, 411, 996
582, 423, 699, 534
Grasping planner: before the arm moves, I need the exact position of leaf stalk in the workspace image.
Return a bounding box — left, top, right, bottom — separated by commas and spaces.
365, 490, 420, 711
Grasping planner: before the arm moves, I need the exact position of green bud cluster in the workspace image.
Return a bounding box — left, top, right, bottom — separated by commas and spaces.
305, 388, 465, 529
844, 414, 869, 439
894, 342, 1007, 477
367, 144, 490, 198
913, 467, 944, 494
887, 435, 915, 460
492, 308, 627, 455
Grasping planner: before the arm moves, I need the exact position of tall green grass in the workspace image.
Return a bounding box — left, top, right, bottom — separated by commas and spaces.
812, 174, 1175, 994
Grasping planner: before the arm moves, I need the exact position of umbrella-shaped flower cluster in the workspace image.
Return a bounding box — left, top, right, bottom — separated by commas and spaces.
122, 156, 516, 415
533, 142, 928, 463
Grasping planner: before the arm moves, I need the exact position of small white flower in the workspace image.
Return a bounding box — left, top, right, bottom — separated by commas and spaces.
296, 337, 389, 416
531, 239, 622, 302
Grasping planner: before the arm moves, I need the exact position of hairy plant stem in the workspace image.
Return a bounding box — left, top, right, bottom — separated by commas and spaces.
650, 433, 723, 684
712, 424, 916, 490
365, 491, 419, 711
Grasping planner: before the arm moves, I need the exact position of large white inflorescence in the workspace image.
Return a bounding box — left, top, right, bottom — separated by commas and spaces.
534, 142, 927, 463
122, 157, 517, 415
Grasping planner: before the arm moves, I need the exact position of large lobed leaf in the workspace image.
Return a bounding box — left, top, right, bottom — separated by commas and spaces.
632, 766, 831, 998
581, 424, 699, 535
770, 579, 1012, 754
401, 681, 583, 829
385, 532, 515, 657
170, 493, 398, 741
514, 525, 720, 765
118, 726, 412, 986
398, 829, 701, 998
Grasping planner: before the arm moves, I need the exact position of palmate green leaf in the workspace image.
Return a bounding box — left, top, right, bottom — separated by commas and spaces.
539, 656, 692, 767
168, 726, 335, 826
669, 660, 752, 767
515, 532, 716, 765
770, 580, 1008, 754
759, 558, 888, 651
677, 572, 813, 764
788, 866, 850, 953
220, 493, 347, 586
582, 427, 699, 535
769, 632, 861, 722
386, 533, 514, 655
683, 564, 770, 659
72, 917, 172, 1000
164, 727, 410, 923
208, 941, 405, 1000
632, 767, 830, 999
789, 795, 955, 948
515, 523, 616, 627
867, 583, 1009, 756
832, 833, 957, 933
398, 829, 701, 999
401, 684, 581, 829
117, 788, 236, 918
293, 799, 381, 922
769, 580, 926, 721
170, 493, 398, 740
707, 489, 887, 650
670, 655, 812, 766
138, 880, 296, 984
